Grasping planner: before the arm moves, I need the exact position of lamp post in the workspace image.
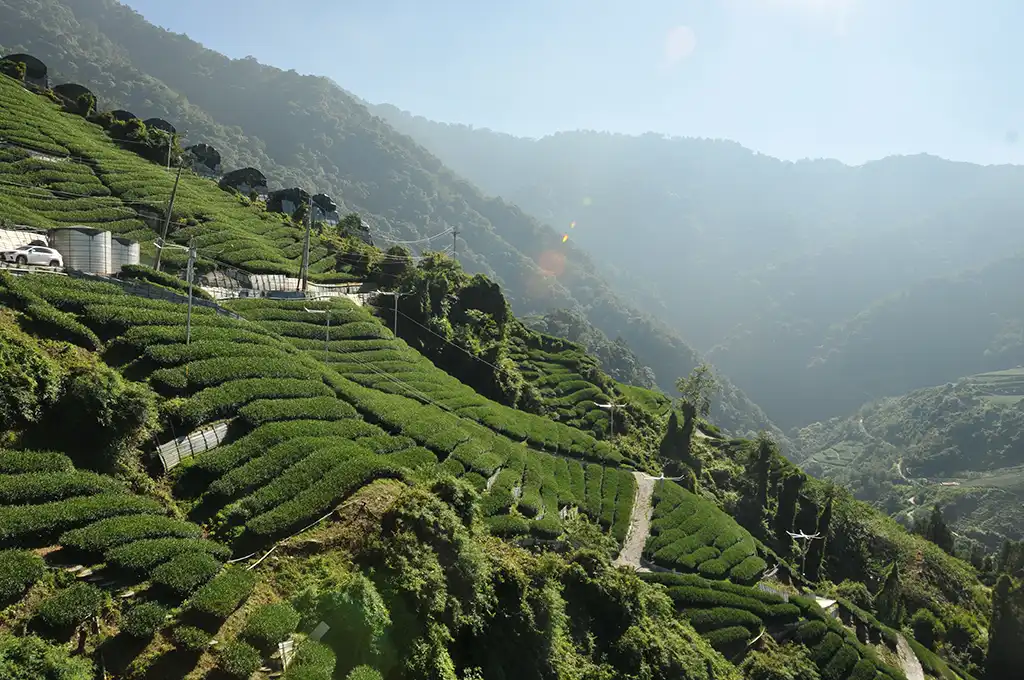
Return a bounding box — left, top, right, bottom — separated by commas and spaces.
304, 306, 330, 353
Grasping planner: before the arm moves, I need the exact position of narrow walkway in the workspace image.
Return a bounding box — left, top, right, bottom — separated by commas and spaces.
896, 634, 925, 680
613, 471, 656, 569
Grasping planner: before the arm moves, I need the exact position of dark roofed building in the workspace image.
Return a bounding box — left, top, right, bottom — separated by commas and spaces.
267, 187, 311, 217
1, 53, 47, 88
311, 193, 341, 225
143, 118, 176, 134
185, 143, 222, 178
53, 83, 95, 105
219, 167, 268, 199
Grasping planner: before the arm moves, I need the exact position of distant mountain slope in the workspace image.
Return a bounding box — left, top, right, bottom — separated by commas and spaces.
794, 367, 1024, 548
373, 104, 1024, 429
0, 0, 780, 439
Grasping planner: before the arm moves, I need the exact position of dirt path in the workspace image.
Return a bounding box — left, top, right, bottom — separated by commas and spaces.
896, 634, 925, 680
613, 472, 657, 569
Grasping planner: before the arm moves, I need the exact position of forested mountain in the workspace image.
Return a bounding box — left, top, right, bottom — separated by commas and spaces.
373, 105, 1024, 429
793, 367, 1024, 549
0, 0, 786, 441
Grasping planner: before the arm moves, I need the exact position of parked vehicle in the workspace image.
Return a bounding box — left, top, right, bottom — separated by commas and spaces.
1, 244, 63, 267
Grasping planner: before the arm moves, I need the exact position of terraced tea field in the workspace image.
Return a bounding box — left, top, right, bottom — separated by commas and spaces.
0, 74, 336, 277
967, 367, 1024, 405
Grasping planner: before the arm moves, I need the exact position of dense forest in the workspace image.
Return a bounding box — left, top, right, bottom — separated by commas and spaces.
0, 0, 783, 442
374, 105, 1024, 430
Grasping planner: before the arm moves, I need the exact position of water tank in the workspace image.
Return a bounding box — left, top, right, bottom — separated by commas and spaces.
110, 235, 140, 273
49, 227, 112, 274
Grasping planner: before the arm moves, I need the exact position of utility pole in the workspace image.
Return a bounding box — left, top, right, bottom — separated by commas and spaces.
304, 307, 330, 353
185, 238, 197, 346
154, 164, 183, 272
378, 291, 402, 336
299, 195, 313, 292
452, 227, 459, 257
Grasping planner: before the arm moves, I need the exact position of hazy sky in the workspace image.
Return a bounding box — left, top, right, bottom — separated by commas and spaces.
121, 0, 1022, 165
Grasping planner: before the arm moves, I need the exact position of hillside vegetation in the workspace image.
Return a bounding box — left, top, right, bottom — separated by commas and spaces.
373, 106, 1024, 431
0, 0, 782, 442
0, 20, 1019, 680
794, 369, 1024, 549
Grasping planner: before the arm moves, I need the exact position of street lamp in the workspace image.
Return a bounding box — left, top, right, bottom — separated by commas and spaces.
154, 238, 198, 346
304, 307, 330, 353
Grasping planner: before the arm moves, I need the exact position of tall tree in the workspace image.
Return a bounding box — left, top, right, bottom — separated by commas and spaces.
876, 561, 905, 627
986, 575, 1024, 679
675, 363, 717, 421
914, 504, 955, 555
774, 472, 805, 553
804, 496, 832, 582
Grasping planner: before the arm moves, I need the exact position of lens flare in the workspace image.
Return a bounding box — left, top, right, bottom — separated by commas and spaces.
570, 221, 576, 229
562, 234, 569, 243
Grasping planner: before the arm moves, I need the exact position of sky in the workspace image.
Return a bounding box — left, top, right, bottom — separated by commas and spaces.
120, 0, 1024, 165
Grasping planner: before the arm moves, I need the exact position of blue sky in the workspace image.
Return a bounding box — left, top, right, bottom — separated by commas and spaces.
121, 0, 1023, 165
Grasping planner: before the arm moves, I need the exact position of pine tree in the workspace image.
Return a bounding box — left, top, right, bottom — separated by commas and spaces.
876, 561, 905, 626
774, 472, 805, 553
925, 504, 955, 555
985, 575, 1024, 679
804, 496, 832, 581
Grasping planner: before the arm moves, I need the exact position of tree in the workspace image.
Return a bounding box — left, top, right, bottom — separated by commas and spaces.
875, 561, 905, 627
985, 575, 1022, 679
910, 608, 945, 650
804, 496, 832, 581
0, 59, 26, 81
675, 362, 717, 420
774, 471, 806, 553
339, 213, 363, 237
914, 504, 955, 555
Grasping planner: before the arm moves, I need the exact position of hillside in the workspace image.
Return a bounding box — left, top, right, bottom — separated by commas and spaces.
372, 106, 1024, 430
0, 0, 784, 442
0, 65, 1011, 680
794, 368, 1024, 549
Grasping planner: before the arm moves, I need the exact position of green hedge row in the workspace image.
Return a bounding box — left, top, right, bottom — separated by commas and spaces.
186, 566, 255, 619
150, 356, 322, 395
104, 537, 231, 575
35, 583, 105, 630
611, 472, 636, 543
283, 640, 336, 680
684, 606, 763, 633
178, 378, 335, 428
0, 493, 163, 546
0, 470, 123, 505
241, 601, 300, 651
0, 449, 73, 474
143, 339, 286, 367
245, 457, 407, 538
222, 441, 374, 520
702, 625, 751, 651
151, 552, 222, 596
238, 396, 358, 428
122, 601, 169, 638
60, 514, 203, 555
0, 549, 45, 603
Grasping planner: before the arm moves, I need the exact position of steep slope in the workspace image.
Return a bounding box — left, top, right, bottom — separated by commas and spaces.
794, 368, 1024, 548
0, 0, 781, 441
373, 105, 1024, 429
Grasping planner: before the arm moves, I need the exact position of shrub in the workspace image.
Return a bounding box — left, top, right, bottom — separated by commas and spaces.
0, 450, 73, 474
60, 514, 202, 554
178, 378, 334, 428
172, 625, 211, 652
684, 607, 762, 633
151, 553, 222, 596
485, 514, 530, 537
187, 567, 255, 619
703, 625, 751, 650
910, 608, 945, 650
821, 643, 860, 680
104, 537, 231, 575
239, 396, 358, 427
0, 549, 45, 604
217, 640, 262, 679
0, 634, 94, 680
35, 583, 104, 630
0, 470, 122, 505
0, 494, 163, 546
729, 555, 768, 584
284, 640, 336, 680
121, 602, 168, 638
836, 579, 875, 611
347, 666, 384, 680
242, 601, 300, 651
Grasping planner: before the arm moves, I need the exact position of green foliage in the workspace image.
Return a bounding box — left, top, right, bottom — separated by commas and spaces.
909, 608, 945, 650
987, 575, 1024, 679
60, 514, 202, 555
0, 549, 45, 605
150, 552, 222, 596
186, 566, 255, 619
34, 583, 104, 630
241, 601, 300, 651
345, 666, 383, 680
0, 470, 121, 504
875, 561, 905, 627
104, 537, 231, 575
0, 450, 73, 474
0, 493, 163, 546
284, 640, 336, 680
676, 363, 718, 419
739, 641, 821, 680
121, 601, 168, 638
171, 625, 211, 652
217, 640, 262, 679
0, 59, 26, 81
913, 504, 956, 556
0, 633, 94, 680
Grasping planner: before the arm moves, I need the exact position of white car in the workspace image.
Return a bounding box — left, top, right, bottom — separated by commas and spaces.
1, 244, 63, 267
